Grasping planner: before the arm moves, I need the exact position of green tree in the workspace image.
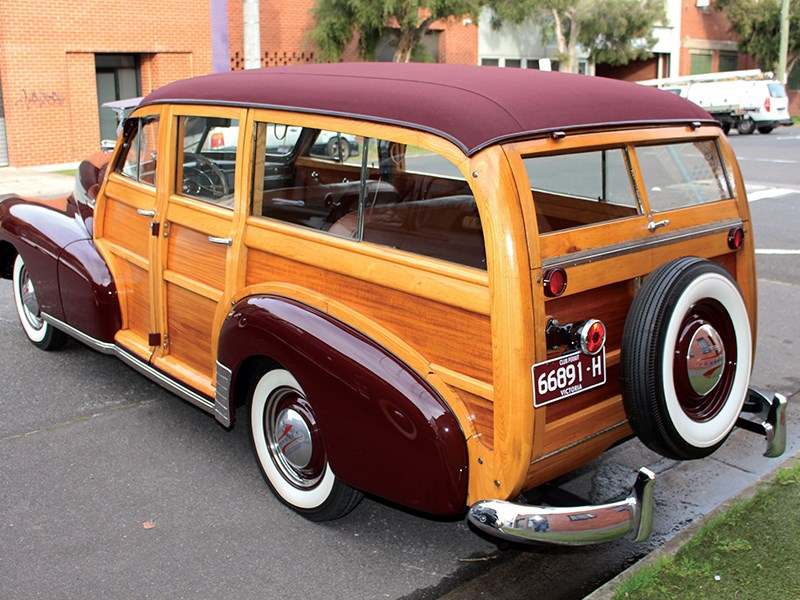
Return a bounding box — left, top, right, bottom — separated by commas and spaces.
310, 0, 483, 63
488, 0, 667, 73
715, 0, 800, 76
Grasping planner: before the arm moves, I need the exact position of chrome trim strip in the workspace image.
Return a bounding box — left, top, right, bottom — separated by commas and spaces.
116, 348, 216, 413
468, 467, 655, 545
214, 361, 233, 427
542, 218, 742, 270
42, 313, 216, 415
42, 313, 116, 354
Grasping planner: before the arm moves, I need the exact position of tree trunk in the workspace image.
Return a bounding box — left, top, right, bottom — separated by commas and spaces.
566, 11, 580, 73
552, 8, 567, 70
392, 16, 436, 63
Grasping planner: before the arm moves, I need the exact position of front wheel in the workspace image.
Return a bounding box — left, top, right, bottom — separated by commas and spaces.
621, 257, 751, 460
12, 255, 67, 350
249, 367, 362, 521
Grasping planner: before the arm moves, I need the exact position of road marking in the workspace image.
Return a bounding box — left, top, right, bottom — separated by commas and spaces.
756, 249, 800, 255
737, 157, 800, 164
747, 188, 796, 202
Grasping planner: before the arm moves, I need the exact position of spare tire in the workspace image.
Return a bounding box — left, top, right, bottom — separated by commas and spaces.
620, 257, 752, 460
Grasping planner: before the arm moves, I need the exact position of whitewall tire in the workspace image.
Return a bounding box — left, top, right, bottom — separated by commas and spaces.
621, 257, 751, 460
12, 254, 67, 350
249, 367, 362, 521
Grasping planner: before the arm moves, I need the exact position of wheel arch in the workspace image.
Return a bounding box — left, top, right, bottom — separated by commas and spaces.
217, 294, 469, 516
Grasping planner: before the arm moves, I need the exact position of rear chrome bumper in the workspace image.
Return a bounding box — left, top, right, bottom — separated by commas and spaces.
467, 389, 787, 546
467, 468, 655, 546
736, 389, 787, 458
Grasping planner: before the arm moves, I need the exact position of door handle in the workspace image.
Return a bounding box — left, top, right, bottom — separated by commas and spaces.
208, 236, 233, 246
647, 219, 670, 232
137, 209, 156, 217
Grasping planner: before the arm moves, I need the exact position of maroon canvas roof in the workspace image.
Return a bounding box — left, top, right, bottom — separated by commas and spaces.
140, 63, 716, 156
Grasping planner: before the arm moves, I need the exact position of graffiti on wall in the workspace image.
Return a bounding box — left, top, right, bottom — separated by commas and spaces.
16, 89, 66, 110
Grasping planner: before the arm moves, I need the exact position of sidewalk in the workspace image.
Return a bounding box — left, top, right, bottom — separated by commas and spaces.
0, 164, 77, 197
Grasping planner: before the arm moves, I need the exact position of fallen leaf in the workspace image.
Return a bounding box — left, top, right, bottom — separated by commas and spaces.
143, 520, 156, 530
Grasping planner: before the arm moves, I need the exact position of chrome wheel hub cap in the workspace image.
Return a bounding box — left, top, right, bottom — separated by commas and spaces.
274, 408, 313, 470
19, 269, 43, 329
686, 323, 726, 397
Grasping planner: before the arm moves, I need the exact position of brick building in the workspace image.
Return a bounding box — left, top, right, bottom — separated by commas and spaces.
0, 0, 477, 167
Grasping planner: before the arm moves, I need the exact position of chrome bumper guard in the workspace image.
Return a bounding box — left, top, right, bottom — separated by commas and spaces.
736, 388, 788, 458
467, 390, 787, 546
467, 468, 656, 546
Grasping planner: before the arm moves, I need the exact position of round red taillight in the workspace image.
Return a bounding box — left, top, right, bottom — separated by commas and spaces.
543, 267, 568, 298
578, 319, 606, 355
728, 226, 745, 250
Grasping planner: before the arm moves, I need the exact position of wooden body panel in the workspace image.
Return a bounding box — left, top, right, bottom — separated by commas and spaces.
90, 97, 755, 512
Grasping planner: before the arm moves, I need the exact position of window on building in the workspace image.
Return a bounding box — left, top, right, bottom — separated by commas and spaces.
690, 52, 713, 75
95, 54, 141, 143
481, 58, 500, 67
719, 52, 738, 72
505, 59, 522, 68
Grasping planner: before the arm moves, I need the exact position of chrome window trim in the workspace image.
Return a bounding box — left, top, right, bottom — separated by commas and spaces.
542, 218, 742, 270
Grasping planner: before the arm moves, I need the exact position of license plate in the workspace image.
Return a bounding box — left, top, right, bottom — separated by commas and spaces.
532, 349, 606, 407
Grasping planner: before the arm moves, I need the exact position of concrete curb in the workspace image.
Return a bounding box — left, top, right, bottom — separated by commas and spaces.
584, 450, 800, 600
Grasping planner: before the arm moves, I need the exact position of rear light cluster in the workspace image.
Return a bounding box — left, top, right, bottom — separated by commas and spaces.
765, 97, 771, 112
210, 132, 225, 149
545, 318, 606, 355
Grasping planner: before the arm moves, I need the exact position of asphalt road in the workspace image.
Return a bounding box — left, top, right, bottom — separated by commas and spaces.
1, 127, 798, 599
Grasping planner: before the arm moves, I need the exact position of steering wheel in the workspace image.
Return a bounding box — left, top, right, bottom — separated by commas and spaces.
182, 152, 229, 199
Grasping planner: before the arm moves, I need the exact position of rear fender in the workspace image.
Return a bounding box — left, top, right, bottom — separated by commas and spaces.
217, 295, 469, 516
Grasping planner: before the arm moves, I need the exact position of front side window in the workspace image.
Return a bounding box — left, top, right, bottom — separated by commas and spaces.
176, 115, 239, 207
636, 140, 732, 212
116, 116, 159, 186
523, 148, 640, 233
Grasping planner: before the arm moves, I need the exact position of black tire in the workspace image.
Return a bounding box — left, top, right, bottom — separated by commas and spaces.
12, 255, 68, 350
249, 367, 362, 521
736, 118, 756, 135
620, 257, 751, 460
721, 121, 731, 135
757, 125, 774, 134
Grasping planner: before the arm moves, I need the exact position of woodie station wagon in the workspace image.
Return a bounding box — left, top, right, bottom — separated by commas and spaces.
0, 63, 787, 544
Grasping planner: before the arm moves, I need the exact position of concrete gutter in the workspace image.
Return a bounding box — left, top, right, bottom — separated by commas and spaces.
586, 398, 800, 600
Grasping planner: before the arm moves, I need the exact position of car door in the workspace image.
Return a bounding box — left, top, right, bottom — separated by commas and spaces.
149, 107, 247, 397
95, 108, 163, 361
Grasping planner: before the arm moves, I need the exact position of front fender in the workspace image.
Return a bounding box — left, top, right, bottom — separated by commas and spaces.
0, 194, 91, 321
218, 295, 469, 516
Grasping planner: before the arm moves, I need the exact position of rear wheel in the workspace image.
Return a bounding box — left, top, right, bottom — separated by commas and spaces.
249, 367, 362, 521
757, 125, 774, 134
621, 257, 751, 460
12, 255, 67, 350
736, 118, 756, 135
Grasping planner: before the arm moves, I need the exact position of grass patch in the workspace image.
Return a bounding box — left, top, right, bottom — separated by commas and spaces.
53, 169, 77, 177
613, 460, 800, 599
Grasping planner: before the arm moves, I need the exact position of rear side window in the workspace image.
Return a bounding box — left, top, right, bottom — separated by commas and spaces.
249, 120, 486, 270
523, 148, 640, 233
636, 140, 732, 212
767, 83, 787, 98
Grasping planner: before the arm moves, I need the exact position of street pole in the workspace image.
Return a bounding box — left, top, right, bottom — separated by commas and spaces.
777, 0, 790, 83
244, 0, 261, 70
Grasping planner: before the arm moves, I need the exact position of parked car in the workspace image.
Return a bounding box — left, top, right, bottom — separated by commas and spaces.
0, 63, 786, 545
